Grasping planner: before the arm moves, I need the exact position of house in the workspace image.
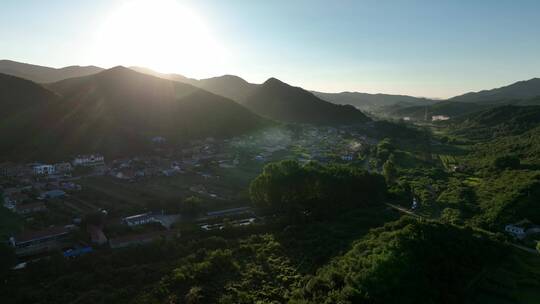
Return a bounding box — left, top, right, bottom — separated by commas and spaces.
151, 136, 166, 144
15, 202, 47, 215
432, 115, 450, 121
505, 224, 526, 239
341, 154, 354, 161
190, 184, 207, 194
411, 197, 419, 210
72, 154, 105, 167
32, 164, 55, 176
54, 162, 73, 174
122, 212, 177, 228
10, 225, 75, 256
114, 169, 136, 180
122, 212, 157, 227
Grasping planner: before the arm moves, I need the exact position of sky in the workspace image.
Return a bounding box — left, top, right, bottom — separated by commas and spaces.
1, 0, 540, 98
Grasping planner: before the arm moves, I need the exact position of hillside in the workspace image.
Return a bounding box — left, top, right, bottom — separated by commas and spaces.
244, 78, 370, 125
448, 105, 540, 139
314, 91, 437, 112
0, 59, 103, 83
0, 73, 64, 159
450, 78, 540, 103
130, 67, 256, 103
1, 67, 265, 160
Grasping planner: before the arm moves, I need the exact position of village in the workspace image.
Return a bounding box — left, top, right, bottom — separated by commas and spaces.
1, 125, 376, 267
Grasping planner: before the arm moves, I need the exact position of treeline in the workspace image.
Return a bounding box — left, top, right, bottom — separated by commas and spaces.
249, 160, 387, 218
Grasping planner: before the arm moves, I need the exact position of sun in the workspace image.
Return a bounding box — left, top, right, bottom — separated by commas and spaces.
95, 0, 227, 77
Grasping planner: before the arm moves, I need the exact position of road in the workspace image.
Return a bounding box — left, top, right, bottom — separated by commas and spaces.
385, 202, 539, 255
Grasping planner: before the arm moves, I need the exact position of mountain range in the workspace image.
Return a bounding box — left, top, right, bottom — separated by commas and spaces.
0, 67, 265, 160
130, 67, 369, 124
313, 91, 439, 112
450, 78, 540, 103
0, 60, 103, 83
2, 59, 540, 127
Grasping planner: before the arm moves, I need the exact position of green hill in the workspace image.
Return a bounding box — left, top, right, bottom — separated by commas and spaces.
244, 78, 370, 125
449, 105, 540, 139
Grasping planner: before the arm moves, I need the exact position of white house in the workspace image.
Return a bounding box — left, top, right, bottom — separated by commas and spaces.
432, 115, 450, 121
122, 213, 156, 227
72, 154, 105, 167
33, 164, 55, 176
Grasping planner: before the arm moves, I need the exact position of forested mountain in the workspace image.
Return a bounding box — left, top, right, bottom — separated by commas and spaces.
0, 59, 103, 83
244, 78, 371, 125
450, 78, 540, 103
448, 105, 540, 139
313, 91, 438, 112
0, 67, 265, 160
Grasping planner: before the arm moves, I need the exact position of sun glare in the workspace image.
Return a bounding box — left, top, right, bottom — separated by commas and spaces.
95, 0, 227, 77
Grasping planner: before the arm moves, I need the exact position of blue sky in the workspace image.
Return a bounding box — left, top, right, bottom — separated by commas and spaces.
1, 0, 539, 98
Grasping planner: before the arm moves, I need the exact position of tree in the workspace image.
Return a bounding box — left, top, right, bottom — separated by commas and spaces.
185, 286, 203, 304
537, 241, 540, 254
383, 158, 398, 185
440, 208, 462, 225
376, 138, 394, 164
493, 155, 520, 170
250, 160, 387, 218
0, 243, 16, 274
182, 196, 204, 218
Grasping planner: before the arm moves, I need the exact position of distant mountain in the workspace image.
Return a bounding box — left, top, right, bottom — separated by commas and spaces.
313, 91, 437, 112
450, 78, 540, 103
1, 67, 265, 160
130, 67, 256, 103
384, 101, 492, 121
128, 66, 198, 85
244, 78, 370, 125
195, 75, 257, 103
0, 59, 103, 83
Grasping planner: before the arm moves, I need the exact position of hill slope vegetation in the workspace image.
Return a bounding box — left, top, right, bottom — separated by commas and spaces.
244, 78, 370, 125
